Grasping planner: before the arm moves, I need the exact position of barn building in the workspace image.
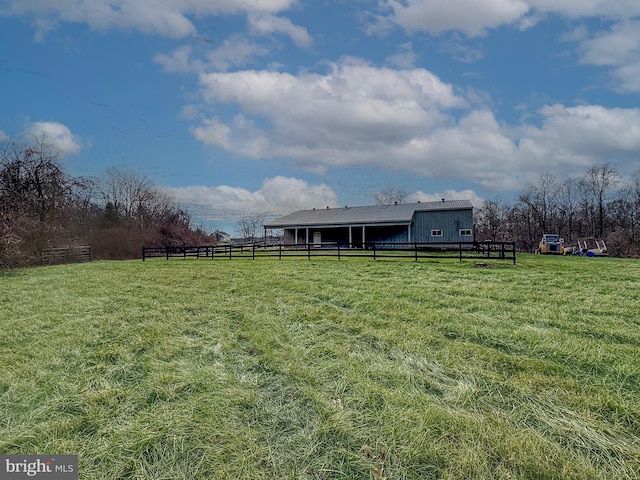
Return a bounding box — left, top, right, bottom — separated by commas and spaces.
263, 199, 474, 247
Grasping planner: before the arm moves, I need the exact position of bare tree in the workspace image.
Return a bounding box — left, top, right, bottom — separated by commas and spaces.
0, 138, 217, 266
0, 137, 73, 222
475, 198, 511, 242
614, 169, 640, 243
580, 163, 619, 238
518, 172, 559, 237
235, 214, 266, 242
556, 178, 580, 241
0, 137, 92, 266
374, 187, 407, 205
98, 167, 175, 230
630, 169, 640, 242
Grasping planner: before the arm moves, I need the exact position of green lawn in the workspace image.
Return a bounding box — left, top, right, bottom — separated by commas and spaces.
1, 255, 639, 479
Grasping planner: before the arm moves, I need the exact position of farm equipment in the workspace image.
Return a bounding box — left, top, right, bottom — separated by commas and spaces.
574, 238, 608, 256
536, 234, 565, 254
535, 234, 609, 257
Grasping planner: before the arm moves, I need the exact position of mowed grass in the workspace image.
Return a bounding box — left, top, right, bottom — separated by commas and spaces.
1, 255, 639, 479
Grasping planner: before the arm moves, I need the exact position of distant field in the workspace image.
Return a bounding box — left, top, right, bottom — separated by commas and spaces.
1, 255, 639, 479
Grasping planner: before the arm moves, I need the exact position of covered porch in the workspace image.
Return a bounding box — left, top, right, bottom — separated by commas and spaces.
279, 222, 412, 248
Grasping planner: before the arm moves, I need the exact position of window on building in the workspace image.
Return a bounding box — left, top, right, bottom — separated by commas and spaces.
431, 229, 443, 237
460, 229, 472, 236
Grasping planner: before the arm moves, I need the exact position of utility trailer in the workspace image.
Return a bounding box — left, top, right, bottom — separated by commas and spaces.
575, 238, 608, 256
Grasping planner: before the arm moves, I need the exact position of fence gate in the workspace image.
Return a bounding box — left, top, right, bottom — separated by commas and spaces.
41, 246, 93, 266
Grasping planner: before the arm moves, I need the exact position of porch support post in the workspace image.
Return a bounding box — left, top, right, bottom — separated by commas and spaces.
349, 226, 353, 248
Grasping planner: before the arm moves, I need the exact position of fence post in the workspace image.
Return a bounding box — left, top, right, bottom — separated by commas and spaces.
229, 245, 232, 259
142, 248, 146, 261
459, 242, 462, 262
307, 242, 311, 260
414, 242, 418, 262
373, 243, 376, 261
252, 243, 256, 260
279, 244, 282, 260
338, 244, 341, 261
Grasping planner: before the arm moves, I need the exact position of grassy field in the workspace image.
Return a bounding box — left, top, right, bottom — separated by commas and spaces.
1, 255, 639, 479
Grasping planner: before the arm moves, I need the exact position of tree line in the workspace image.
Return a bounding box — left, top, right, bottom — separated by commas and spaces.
0, 137, 215, 268
475, 164, 640, 257
4, 136, 638, 267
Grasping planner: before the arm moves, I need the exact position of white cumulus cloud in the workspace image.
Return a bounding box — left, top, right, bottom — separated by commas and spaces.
517, 104, 640, 170
527, 0, 640, 20
165, 176, 338, 222
23, 121, 85, 156
374, 0, 640, 36
154, 38, 272, 73
194, 58, 468, 172
5, 0, 298, 39
248, 13, 312, 48
190, 54, 640, 191
379, 0, 530, 36
192, 60, 534, 189
575, 21, 640, 92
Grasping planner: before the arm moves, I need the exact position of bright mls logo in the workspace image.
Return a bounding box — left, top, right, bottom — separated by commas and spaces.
1, 455, 77, 479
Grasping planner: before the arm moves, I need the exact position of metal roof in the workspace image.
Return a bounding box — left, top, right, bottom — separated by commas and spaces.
264, 200, 473, 228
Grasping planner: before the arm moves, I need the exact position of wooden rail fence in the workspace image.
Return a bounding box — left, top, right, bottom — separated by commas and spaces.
42, 246, 93, 266
143, 241, 516, 264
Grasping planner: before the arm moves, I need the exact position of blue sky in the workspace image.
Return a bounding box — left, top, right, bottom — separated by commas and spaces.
2, 0, 640, 233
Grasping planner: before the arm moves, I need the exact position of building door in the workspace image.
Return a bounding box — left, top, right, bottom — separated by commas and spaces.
313, 231, 322, 246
